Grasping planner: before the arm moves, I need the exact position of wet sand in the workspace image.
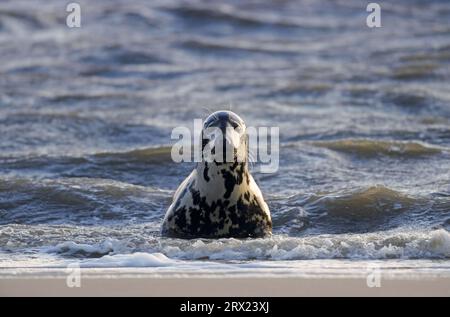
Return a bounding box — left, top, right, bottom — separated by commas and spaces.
1, 271, 449, 297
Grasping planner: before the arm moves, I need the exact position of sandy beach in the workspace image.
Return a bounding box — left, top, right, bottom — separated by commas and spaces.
1, 269, 449, 297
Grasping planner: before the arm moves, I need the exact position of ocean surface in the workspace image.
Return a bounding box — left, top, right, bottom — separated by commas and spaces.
1, 0, 450, 278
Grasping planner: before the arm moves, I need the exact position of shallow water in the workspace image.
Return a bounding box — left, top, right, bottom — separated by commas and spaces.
0, 0, 450, 273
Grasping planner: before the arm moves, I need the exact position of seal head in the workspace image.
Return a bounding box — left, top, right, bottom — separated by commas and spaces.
161, 110, 272, 239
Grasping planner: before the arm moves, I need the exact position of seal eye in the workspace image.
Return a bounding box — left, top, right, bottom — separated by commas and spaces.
234, 125, 244, 134
229, 118, 245, 133
203, 110, 246, 135
230, 121, 238, 129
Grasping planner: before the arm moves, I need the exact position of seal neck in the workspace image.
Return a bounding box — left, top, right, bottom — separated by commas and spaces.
196, 160, 249, 186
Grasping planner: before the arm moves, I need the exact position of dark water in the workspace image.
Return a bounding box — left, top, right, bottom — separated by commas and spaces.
0, 0, 450, 267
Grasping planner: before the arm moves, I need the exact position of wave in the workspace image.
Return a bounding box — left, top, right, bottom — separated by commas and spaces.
0, 9, 46, 33
46, 239, 121, 258
1, 145, 174, 172
93, 146, 173, 163
45, 229, 450, 262
391, 63, 439, 80
180, 37, 302, 55
164, 229, 450, 261
0, 177, 169, 225
80, 46, 168, 66
0, 175, 444, 233
305, 186, 418, 219
312, 139, 443, 158
260, 82, 332, 98
164, 4, 335, 30
381, 88, 450, 115
280, 185, 440, 234
0, 145, 187, 190
276, 184, 450, 235
81, 252, 174, 267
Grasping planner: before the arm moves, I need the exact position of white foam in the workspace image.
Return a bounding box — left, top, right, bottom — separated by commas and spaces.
47, 238, 126, 256
81, 252, 174, 268
159, 229, 450, 261
36, 229, 450, 267
427, 229, 450, 256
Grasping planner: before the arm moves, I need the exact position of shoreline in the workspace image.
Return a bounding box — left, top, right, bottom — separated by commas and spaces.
1, 268, 449, 296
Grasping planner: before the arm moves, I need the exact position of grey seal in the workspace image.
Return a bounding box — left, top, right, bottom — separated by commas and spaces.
161, 110, 272, 238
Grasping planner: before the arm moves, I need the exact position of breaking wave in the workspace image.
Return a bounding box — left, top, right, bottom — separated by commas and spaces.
312, 139, 443, 158
43, 229, 450, 264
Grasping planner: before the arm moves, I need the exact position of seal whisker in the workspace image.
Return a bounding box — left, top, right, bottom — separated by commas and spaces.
201, 106, 213, 118
248, 149, 256, 170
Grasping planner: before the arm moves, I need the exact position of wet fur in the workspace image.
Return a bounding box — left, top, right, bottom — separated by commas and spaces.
161, 112, 272, 239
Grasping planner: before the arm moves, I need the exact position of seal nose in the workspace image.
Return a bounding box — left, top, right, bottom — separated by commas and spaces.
203, 124, 240, 163
224, 126, 240, 149
211, 119, 240, 149
202, 111, 245, 162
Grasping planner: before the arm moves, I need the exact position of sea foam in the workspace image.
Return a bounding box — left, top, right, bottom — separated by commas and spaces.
42, 229, 450, 266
